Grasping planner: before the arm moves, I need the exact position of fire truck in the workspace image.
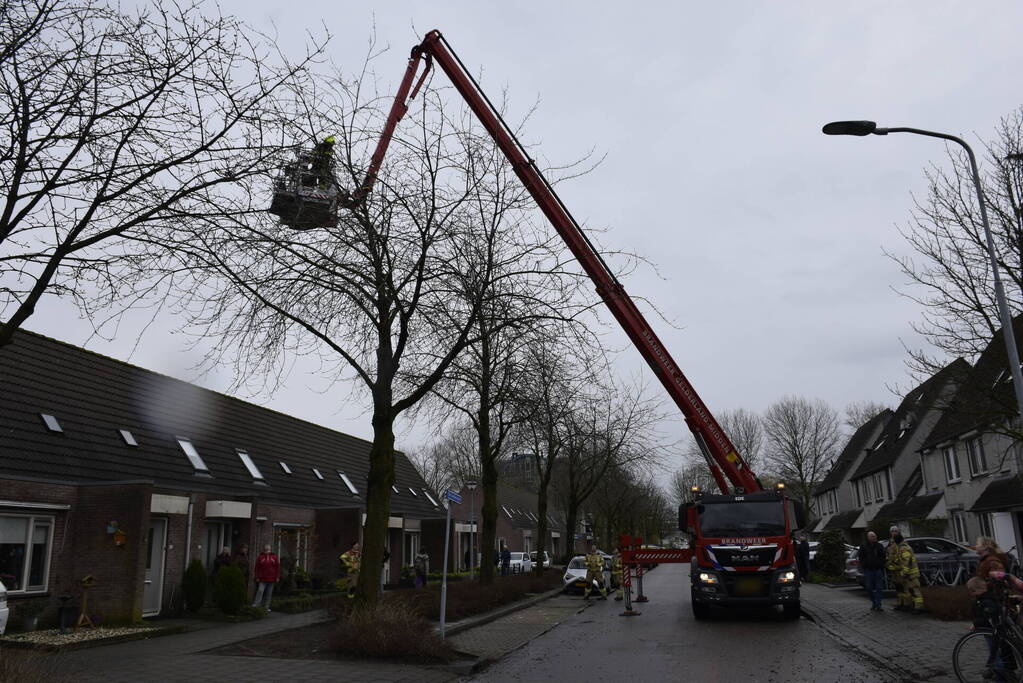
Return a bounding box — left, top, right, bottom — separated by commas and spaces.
269, 29, 806, 619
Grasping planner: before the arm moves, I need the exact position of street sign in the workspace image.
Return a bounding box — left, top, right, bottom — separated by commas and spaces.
446, 490, 462, 504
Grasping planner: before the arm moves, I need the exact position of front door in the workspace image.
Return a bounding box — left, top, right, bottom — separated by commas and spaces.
143, 518, 167, 617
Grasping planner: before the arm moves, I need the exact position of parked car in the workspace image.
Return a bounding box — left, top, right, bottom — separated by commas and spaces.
508, 552, 533, 574
0, 579, 8, 635
562, 554, 615, 593
529, 551, 552, 568
845, 537, 980, 586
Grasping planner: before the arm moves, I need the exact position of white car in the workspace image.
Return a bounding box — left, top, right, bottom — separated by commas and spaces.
561, 554, 613, 593
529, 551, 552, 568
508, 552, 533, 574
0, 579, 8, 635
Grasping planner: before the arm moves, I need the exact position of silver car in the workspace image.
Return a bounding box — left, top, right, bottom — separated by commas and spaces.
0, 579, 8, 635
845, 537, 979, 586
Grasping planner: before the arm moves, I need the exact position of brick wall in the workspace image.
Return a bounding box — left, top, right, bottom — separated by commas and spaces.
314, 507, 360, 583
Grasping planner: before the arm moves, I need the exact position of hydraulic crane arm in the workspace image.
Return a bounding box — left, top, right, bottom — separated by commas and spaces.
353, 30, 761, 495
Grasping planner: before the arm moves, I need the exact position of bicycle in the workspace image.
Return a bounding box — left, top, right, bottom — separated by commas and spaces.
953, 579, 1023, 682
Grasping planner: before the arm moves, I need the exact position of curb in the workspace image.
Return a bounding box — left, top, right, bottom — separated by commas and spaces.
800, 602, 927, 682
439, 584, 566, 638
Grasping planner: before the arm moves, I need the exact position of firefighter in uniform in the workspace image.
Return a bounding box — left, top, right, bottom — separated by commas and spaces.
612, 547, 624, 601
893, 533, 925, 613
583, 545, 607, 600
339, 541, 361, 599
311, 135, 336, 187
885, 526, 907, 610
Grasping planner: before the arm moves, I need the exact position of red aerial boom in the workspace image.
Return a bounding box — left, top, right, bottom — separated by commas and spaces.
354, 30, 761, 496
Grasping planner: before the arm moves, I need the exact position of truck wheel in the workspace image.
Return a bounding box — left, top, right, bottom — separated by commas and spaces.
691, 592, 710, 620
783, 602, 801, 620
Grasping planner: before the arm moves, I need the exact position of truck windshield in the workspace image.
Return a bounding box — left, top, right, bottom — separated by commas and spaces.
698, 501, 786, 537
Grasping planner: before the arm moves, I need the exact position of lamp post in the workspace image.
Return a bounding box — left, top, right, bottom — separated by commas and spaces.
823, 121, 1023, 420
466, 480, 478, 580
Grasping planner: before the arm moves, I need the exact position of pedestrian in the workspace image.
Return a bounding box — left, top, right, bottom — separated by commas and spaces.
212, 546, 232, 579
975, 536, 1011, 581
796, 534, 811, 579
233, 543, 250, 587
857, 531, 886, 611
612, 547, 624, 601
339, 541, 361, 599
252, 544, 280, 611
890, 531, 925, 614
414, 548, 430, 589
500, 543, 511, 577
583, 545, 607, 600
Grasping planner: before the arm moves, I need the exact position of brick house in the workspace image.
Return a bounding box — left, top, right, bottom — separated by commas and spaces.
0, 330, 444, 625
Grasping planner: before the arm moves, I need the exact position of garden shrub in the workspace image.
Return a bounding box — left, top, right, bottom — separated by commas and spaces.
182, 559, 207, 612
815, 529, 847, 578
330, 601, 455, 662
213, 565, 247, 615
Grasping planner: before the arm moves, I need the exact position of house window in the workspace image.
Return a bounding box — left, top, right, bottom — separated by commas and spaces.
422, 490, 439, 508
119, 429, 138, 446
274, 525, 311, 572
853, 480, 861, 508
237, 450, 264, 481
978, 512, 993, 538
338, 472, 358, 495
873, 473, 884, 502
0, 514, 53, 593
831, 490, 838, 513
312, 468, 324, 480
885, 469, 893, 500
951, 511, 968, 544
177, 438, 209, 472
279, 461, 292, 474
204, 522, 231, 568
966, 438, 988, 477
943, 446, 961, 483
40, 414, 63, 433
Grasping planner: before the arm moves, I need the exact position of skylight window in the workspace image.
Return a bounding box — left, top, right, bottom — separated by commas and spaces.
279, 461, 292, 474
40, 414, 63, 433
408, 487, 418, 496
236, 450, 264, 480
119, 429, 138, 446
502, 506, 512, 518
873, 438, 887, 450
312, 468, 324, 480
338, 471, 358, 495
177, 438, 208, 472
392, 485, 400, 494
422, 490, 439, 507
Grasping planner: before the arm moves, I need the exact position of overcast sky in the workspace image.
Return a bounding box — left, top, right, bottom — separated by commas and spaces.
25, 0, 1023, 477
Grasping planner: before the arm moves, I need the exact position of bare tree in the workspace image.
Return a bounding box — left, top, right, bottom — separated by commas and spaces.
843, 400, 890, 432
407, 423, 480, 500
552, 378, 666, 562
0, 0, 323, 347
888, 108, 1023, 374
668, 460, 717, 507
763, 396, 842, 514
683, 407, 764, 475
166, 62, 549, 603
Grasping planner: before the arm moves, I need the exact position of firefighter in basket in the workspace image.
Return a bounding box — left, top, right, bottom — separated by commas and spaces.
339, 541, 361, 599
583, 545, 608, 600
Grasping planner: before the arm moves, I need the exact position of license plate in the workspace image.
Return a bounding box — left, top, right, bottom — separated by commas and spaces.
735, 577, 762, 596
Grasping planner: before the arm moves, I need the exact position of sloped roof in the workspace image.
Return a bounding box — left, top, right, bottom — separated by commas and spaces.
851, 358, 971, 480
0, 329, 443, 518
823, 509, 862, 530
814, 410, 893, 495
923, 316, 1023, 450
970, 475, 1023, 512
497, 485, 563, 531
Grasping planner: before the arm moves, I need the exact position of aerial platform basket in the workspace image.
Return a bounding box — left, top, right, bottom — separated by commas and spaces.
268, 148, 346, 230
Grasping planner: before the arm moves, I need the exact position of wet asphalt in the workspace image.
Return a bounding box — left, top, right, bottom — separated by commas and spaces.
466, 562, 898, 683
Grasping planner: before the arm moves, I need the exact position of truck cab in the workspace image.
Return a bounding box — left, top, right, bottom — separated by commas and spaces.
682, 490, 804, 620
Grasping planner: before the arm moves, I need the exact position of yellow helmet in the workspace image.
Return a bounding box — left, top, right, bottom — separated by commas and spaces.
324, 135, 336, 144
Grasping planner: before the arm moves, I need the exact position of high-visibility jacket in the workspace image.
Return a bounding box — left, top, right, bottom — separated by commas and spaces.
340, 549, 361, 574
896, 542, 919, 579
885, 540, 901, 573
612, 555, 623, 574
585, 552, 604, 572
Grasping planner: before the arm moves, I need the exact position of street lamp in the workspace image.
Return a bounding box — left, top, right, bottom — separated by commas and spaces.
823, 121, 1023, 420
466, 480, 478, 580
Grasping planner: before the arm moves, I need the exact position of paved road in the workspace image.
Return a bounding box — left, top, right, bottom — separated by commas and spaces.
466, 563, 898, 683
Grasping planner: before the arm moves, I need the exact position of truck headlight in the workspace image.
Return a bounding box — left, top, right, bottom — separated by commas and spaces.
777, 571, 797, 583
698, 572, 719, 585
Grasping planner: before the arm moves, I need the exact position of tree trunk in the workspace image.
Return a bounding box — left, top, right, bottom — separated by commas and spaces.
535, 483, 549, 575
478, 436, 498, 584
563, 502, 579, 563
355, 403, 396, 607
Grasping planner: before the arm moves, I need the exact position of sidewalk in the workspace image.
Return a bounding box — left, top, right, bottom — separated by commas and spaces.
801, 583, 967, 682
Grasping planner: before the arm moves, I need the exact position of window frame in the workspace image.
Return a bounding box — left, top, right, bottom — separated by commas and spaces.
951, 511, 968, 544
119, 429, 138, 446
943, 445, 961, 484
279, 461, 292, 475
966, 437, 988, 477
337, 471, 358, 495
40, 413, 63, 433
176, 438, 209, 472
236, 450, 265, 481
0, 513, 55, 595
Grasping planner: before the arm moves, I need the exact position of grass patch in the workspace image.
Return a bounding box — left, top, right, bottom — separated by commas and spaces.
330, 601, 455, 662
921, 585, 973, 621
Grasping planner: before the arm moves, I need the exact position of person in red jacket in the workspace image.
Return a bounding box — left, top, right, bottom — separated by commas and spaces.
252, 544, 280, 611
